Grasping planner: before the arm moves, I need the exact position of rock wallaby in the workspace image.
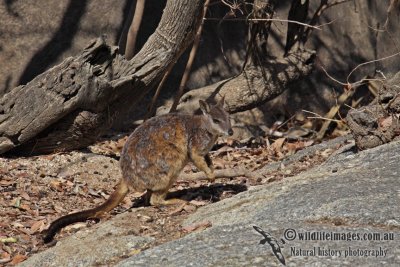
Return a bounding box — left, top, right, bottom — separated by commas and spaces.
43, 97, 233, 243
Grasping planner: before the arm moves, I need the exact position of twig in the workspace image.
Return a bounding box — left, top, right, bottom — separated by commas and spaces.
303, 110, 342, 122
275, 114, 296, 131
169, 0, 210, 113
179, 168, 256, 181
319, 65, 348, 86
306, 85, 354, 140
125, 0, 146, 60
303, 0, 351, 43
317, 18, 338, 28
346, 51, 400, 84
204, 17, 323, 30
320, 65, 389, 89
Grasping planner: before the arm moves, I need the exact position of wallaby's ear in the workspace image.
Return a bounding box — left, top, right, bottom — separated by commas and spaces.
199, 100, 210, 114
218, 96, 225, 107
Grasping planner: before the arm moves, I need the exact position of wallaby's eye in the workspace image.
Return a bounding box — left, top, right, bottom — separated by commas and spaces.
213, 119, 220, 124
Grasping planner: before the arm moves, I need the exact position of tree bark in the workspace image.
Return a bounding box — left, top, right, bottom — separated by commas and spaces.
0, 0, 205, 155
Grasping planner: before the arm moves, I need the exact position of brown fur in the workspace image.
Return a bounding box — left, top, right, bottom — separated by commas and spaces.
43, 98, 232, 243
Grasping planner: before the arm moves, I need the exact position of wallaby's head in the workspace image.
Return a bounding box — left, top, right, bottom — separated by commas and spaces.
199, 96, 233, 137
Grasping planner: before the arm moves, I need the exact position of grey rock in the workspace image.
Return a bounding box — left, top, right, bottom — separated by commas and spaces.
119, 140, 400, 267
20, 212, 154, 267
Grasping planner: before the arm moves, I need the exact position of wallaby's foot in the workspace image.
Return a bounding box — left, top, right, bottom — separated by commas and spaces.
150, 191, 187, 206
206, 169, 215, 182
207, 171, 216, 182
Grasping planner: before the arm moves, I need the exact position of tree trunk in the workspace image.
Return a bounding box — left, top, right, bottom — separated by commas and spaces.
0, 0, 205, 155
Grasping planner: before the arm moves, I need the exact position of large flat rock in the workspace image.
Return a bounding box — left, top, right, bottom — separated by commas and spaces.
19, 212, 154, 267
119, 141, 400, 266
21, 140, 400, 266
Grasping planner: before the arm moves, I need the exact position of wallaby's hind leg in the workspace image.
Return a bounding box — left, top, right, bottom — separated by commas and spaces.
149, 190, 186, 206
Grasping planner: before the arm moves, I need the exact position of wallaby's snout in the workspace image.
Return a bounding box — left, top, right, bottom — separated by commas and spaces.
228, 128, 234, 136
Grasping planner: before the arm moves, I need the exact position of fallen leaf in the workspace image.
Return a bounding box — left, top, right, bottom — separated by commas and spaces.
49, 180, 63, 191
189, 200, 207, 206
17, 172, 29, 178
10, 254, 27, 265
304, 140, 314, 147
0, 252, 11, 264
30, 220, 46, 234
65, 180, 74, 187
0, 237, 17, 243
10, 197, 21, 208
2, 244, 12, 255
285, 141, 305, 153
138, 215, 153, 223
16, 227, 31, 235
19, 191, 30, 200
53, 205, 66, 213
0, 180, 15, 186
19, 204, 31, 211
168, 203, 187, 216
88, 188, 101, 197
379, 116, 392, 129
182, 220, 212, 233
128, 249, 142, 256
270, 138, 286, 153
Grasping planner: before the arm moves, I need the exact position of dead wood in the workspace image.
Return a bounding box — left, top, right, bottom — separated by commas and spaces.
0, 0, 206, 155
179, 168, 257, 181
171, 50, 315, 115
346, 72, 400, 150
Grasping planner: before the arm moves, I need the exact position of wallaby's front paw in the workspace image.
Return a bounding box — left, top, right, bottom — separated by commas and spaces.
207, 172, 216, 182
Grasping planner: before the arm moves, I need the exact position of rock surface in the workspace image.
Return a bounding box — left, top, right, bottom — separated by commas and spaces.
20, 140, 400, 266
19, 212, 154, 267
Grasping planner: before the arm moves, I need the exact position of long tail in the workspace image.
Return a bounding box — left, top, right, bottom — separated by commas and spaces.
43, 180, 129, 243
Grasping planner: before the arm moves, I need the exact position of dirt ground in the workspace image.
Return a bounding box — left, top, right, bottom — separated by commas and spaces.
0, 132, 342, 266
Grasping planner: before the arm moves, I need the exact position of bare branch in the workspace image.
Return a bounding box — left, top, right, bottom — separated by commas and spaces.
125, 0, 146, 60
204, 17, 323, 30
346, 51, 400, 84
303, 0, 351, 42
319, 65, 348, 86
320, 50, 400, 88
